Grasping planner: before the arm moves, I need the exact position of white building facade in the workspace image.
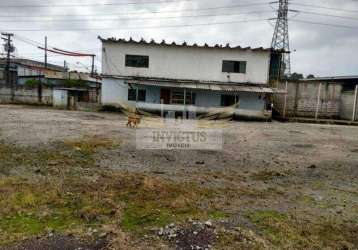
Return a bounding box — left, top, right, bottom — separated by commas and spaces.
100, 37, 280, 119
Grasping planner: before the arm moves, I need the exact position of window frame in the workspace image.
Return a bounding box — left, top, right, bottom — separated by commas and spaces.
125, 54, 149, 68
222, 60, 247, 74
128, 88, 137, 101
137, 89, 146, 102
128, 88, 146, 102
221, 94, 239, 107
170, 89, 196, 105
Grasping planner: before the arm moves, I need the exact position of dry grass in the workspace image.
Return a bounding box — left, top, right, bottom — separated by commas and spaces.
246, 209, 358, 249
0, 137, 357, 249
0, 139, 219, 246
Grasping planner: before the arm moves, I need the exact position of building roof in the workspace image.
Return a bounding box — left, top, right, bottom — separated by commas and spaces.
301, 75, 358, 82
121, 78, 285, 94
98, 36, 275, 52
0, 58, 64, 72
45, 71, 101, 83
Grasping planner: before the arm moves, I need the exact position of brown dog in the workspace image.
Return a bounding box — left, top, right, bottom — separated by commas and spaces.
127, 114, 141, 128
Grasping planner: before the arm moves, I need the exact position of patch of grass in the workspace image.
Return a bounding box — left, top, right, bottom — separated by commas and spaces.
247, 210, 288, 224
0, 210, 83, 245
0, 137, 116, 176
121, 204, 172, 233
0, 171, 218, 245
63, 137, 114, 155
251, 171, 288, 181
208, 210, 227, 220
215, 230, 266, 250
115, 175, 212, 235
246, 210, 301, 246
246, 209, 358, 249
296, 194, 316, 206
0, 177, 113, 245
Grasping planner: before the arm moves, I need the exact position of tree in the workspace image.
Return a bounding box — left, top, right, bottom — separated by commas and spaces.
306, 74, 315, 79
25, 79, 41, 88
289, 72, 304, 81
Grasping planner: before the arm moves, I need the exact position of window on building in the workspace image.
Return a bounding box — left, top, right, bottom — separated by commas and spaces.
170, 90, 196, 105
138, 89, 146, 102
125, 55, 149, 68
222, 60, 247, 73
221, 94, 239, 107
128, 89, 137, 101
128, 88, 146, 102
186, 92, 196, 105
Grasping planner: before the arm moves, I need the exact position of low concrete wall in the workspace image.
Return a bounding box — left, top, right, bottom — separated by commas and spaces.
274, 81, 342, 119
77, 102, 102, 112
53, 89, 68, 108
340, 91, 358, 121
0, 86, 53, 105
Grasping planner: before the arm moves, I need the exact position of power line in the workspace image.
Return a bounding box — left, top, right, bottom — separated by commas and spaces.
0, 10, 274, 23
4, 16, 358, 33
290, 10, 358, 22
291, 2, 358, 14
0, 0, 193, 8
0, 18, 271, 32
291, 9, 358, 21
14, 34, 101, 55
290, 19, 358, 29
0, 2, 271, 18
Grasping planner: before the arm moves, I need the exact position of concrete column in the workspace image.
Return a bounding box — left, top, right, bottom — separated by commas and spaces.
353, 84, 358, 121
183, 88, 187, 119
293, 82, 300, 117
160, 99, 164, 119
315, 82, 322, 120
283, 81, 288, 118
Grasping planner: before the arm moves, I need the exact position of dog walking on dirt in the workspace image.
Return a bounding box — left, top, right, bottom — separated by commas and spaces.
127, 109, 141, 128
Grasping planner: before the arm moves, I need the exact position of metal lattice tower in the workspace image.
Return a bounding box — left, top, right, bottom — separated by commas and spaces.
271, 0, 291, 78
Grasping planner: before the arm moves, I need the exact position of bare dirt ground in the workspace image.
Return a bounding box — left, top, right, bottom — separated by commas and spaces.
0, 105, 357, 250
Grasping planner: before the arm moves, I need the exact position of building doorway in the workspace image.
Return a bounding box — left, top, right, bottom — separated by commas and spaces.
160, 88, 171, 104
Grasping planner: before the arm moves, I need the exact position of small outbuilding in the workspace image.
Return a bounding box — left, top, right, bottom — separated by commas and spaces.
53, 87, 101, 111
274, 76, 358, 121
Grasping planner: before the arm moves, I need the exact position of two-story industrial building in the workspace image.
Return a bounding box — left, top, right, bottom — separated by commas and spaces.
99, 37, 282, 120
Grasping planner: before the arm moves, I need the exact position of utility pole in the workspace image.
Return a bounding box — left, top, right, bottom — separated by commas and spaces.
1, 33, 14, 101
271, 0, 291, 80
64, 60, 68, 72
44, 36, 48, 69
91, 55, 95, 76
38, 36, 47, 104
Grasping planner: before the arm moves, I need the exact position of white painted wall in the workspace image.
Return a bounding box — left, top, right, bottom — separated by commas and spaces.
17, 65, 42, 77
102, 78, 265, 111
101, 78, 129, 105
53, 89, 68, 107
102, 42, 271, 84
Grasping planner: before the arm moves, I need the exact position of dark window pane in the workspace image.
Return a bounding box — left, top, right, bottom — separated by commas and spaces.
138, 89, 146, 102
186, 92, 196, 105
222, 60, 247, 73
125, 55, 149, 68
239, 61, 247, 73
171, 90, 184, 104
222, 61, 234, 73
221, 95, 239, 107
128, 89, 136, 101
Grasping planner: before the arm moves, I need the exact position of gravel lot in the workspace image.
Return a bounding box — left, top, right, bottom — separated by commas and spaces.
0, 105, 357, 249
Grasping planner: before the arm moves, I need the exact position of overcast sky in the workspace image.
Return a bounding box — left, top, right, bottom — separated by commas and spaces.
0, 0, 357, 77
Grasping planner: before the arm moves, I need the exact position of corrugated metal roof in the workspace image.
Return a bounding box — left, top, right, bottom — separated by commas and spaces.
126, 80, 283, 94
301, 75, 358, 82
98, 36, 275, 52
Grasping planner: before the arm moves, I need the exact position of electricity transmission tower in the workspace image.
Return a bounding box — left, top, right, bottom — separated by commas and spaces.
271, 0, 291, 79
